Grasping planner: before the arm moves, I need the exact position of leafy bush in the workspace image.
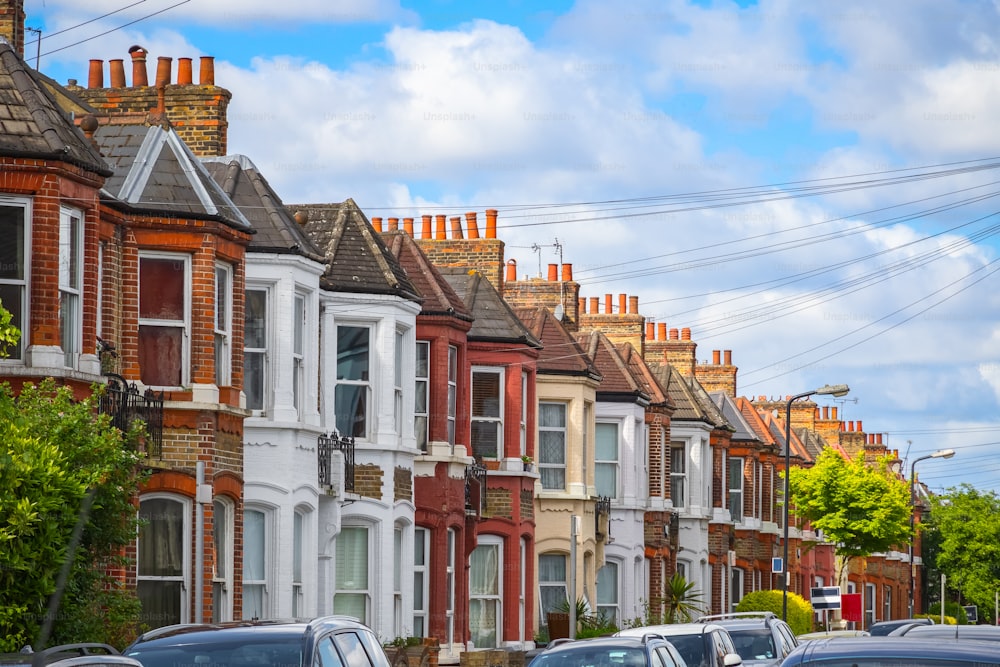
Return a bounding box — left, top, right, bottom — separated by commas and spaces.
927, 601, 968, 624
915, 613, 956, 625
735, 590, 814, 635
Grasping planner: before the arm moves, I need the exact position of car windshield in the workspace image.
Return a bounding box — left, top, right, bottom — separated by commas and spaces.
728, 628, 775, 661
660, 635, 705, 667
127, 638, 304, 667
532, 647, 648, 667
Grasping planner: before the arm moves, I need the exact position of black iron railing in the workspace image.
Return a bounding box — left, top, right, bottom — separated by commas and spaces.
318, 432, 355, 493
96, 337, 165, 458
465, 461, 488, 516
595, 495, 611, 540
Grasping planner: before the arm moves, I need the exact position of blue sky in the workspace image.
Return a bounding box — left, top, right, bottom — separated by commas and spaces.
24, 0, 1000, 493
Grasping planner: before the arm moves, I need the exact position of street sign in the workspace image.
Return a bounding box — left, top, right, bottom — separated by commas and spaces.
964, 605, 978, 623
811, 586, 842, 610
772, 557, 783, 574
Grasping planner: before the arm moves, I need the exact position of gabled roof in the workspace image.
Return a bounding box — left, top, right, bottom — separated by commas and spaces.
648, 364, 717, 425
93, 122, 251, 229
687, 376, 732, 432
441, 268, 540, 345
711, 392, 761, 443
734, 395, 780, 449
618, 343, 673, 410
576, 331, 649, 404
759, 410, 810, 462
0, 42, 109, 175
299, 200, 421, 301
202, 155, 324, 261
514, 306, 598, 377
383, 231, 473, 322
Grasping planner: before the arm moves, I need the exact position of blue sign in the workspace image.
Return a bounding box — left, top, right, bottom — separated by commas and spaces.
772, 557, 783, 574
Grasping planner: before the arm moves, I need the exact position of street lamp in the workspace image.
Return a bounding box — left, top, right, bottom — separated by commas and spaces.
782, 383, 850, 622
908, 448, 955, 617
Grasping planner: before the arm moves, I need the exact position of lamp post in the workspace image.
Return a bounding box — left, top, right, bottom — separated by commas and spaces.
782, 383, 850, 622
908, 448, 955, 618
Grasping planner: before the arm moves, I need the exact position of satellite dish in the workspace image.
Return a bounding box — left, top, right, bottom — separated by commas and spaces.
554, 303, 565, 321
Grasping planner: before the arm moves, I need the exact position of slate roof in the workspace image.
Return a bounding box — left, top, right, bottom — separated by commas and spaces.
734, 395, 781, 450
618, 343, 673, 410
514, 306, 598, 377
202, 155, 324, 261
576, 331, 649, 404
687, 375, 733, 432
710, 391, 760, 442
383, 231, 473, 322
298, 200, 421, 301
648, 364, 718, 425
440, 268, 540, 346
0, 41, 110, 175
93, 122, 251, 230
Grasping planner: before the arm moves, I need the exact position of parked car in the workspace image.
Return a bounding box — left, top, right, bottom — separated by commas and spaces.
867, 617, 933, 636
124, 616, 391, 667
696, 612, 797, 667
778, 636, 1000, 666
0, 643, 143, 667
795, 630, 869, 641
529, 634, 690, 667
886, 622, 1000, 641
617, 623, 742, 667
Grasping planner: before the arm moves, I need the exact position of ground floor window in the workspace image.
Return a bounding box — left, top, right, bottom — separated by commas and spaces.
470, 538, 502, 648
137, 495, 189, 628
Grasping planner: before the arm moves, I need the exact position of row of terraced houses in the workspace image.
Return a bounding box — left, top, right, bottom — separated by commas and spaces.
0, 1, 926, 658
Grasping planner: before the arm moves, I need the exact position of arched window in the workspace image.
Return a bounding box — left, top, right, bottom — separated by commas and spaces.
137, 494, 190, 628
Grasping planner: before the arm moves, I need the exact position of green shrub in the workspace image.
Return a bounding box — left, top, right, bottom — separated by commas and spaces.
914, 613, 956, 625
735, 590, 814, 635
927, 602, 968, 625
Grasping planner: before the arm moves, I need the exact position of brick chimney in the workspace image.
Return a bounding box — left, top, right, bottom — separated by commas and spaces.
694, 349, 738, 397
74, 46, 232, 157
503, 255, 582, 330
576, 291, 645, 350
644, 325, 697, 376
0, 0, 26, 58
416, 209, 506, 293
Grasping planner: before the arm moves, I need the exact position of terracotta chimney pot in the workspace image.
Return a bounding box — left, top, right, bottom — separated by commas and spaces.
109, 59, 126, 87
857, 420, 863, 433
387, 217, 399, 231
669, 328, 679, 340
199, 56, 215, 85
548, 264, 558, 281
628, 295, 638, 314
618, 293, 627, 314
658, 323, 667, 340
435, 214, 447, 239
88, 60, 104, 88
421, 215, 432, 239
371, 217, 383, 232
832, 407, 838, 421
177, 57, 193, 85
129, 45, 148, 86
646, 322, 654, 340
562, 263, 573, 282
155, 56, 172, 87
506, 259, 517, 282
589, 297, 599, 313
403, 217, 414, 236
877, 433, 883, 445
712, 350, 721, 365
604, 294, 613, 313
465, 212, 479, 239
450, 216, 463, 239
485, 209, 498, 238
724, 350, 732, 365
681, 327, 692, 341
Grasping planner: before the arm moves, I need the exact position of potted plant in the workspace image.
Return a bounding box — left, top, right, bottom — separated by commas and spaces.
521, 455, 534, 472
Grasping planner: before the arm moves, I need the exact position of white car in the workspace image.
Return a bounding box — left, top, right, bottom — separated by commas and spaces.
616, 623, 742, 667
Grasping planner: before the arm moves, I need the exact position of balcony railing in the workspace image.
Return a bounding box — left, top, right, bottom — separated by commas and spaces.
595, 495, 611, 541
97, 374, 164, 459
318, 432, 355, 493
465, 461, 488, 517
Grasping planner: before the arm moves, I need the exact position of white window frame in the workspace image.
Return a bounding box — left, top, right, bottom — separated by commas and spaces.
596, 559, 620, 626
96, 242, 104, 342
670, 442, 687, 509
729, 456, 745, 522
470, 536, 503, 649
471, 366, 504, 460
414, 527, 430, 638
538, 402, 567, 491
244, 285, 269, 414
0, 197, 29, 361
883, 585, 892, 623
539, 552, 568, 623
676, 560, 689, 581
446, 528, 456, 647
520, 371, 528, 458
595, 421, 620, 499
293, 292, 307, 415
394, 329, 404, 440
447, 346, 458, 446
138, 252, 191, 388
393, 525, 404, 637
415, 341, 429, 451
334, 524, 372, 623
137, 493, 191, 627
243, 505, 274, 620
214, 263, 232, 386
865, 582, 876, 627
59, 206, 83, 369
731, 567, 744, 612
334, 324, 373, 438
212, 497, 233, 622
756, 461, 764, 520
292, 509, 306, 618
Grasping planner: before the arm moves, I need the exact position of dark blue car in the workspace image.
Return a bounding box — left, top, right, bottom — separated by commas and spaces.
779, 636, 1000, 666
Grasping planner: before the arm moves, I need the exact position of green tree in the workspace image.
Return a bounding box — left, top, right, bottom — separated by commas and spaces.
788, 448, 911, 588
0, 379, 145, 650
0, 301, 19, 356
926, 484, 1000, 624
735, 590, 814, 635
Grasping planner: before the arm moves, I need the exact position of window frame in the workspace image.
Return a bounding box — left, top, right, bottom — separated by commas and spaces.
596, 559, 620, 626
138, 252, 191, 388
445, 527, 456, 647
413, 527, 430, 638
293, 509, 306, 618
58, 206, 83, 369
538, 552, 569, 626
595, 421, 620, 499
334, 324, 373, 439
243, 505, 274, 620
0, 197, 29, 361
471, 366, 504, 460
730, 567, 744, 612
334, 524, 372, 623
670, 442, 687, 509
415, 341, 429, 451
538, 402, 568, 491
213, 262, 232, 386
137, 493, 191, 627
729, 456, 745, 522
244, 285, 269, 414
394, 329, 404, 440
470, 536, 503, 649
212, 496, 234, 622
293, 291, 307, 416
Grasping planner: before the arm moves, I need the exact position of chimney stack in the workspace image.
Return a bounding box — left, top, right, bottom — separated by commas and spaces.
199, 56, 215, 85
88, 60, 104, 88
178, 57, 193, 85
129, 45, 148, 86
421, 215, 432, 239
485, 209, 498, 238
506, 260, 517, 282
109, 59, 126, 87
465, 211, 479, 239
562, 263, 573, 282
403, 217, 414, 236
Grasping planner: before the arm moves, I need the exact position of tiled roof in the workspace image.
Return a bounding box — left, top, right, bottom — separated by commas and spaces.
687, 376, 732, 431
441, 268, 540, 345
618, 343, 673, 410
576, 331, 649, 403
93, 122, 251, 230
735, 396, 780, 449
710, 392, 764, 443
0, 42, 109, 175
202, 155, 324, 261
648, 364, 717, 424
298, 200, 421, 301
514, 307, 597, 376
383, 231, 473, 322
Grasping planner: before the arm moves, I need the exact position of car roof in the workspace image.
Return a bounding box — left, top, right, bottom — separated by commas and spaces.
785, 636, 1000, 664
618, 623, 727, 637
127, 616, 370, 649
0, 644, 141, 667
895, 624, 1000, 640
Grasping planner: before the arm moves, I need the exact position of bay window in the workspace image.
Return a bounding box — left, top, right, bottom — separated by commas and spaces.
471, 367, 503, 460
595, 422, 619, 499
138, 254, 189, 387
539, 403, 567, 490
334, 525, 370, 622
59, 207, 82, 368
335, 325, 371, 438
0, 199, 27, 360
470, 538, 502, 648
137, 495, 189, 628
670, 443, 687, 509
244, 287, 268, 412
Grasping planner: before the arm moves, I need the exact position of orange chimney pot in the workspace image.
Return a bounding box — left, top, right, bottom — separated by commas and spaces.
88, 60, 104, 88
548, 264, 558, 281
177, 57, 193, 85
485, 209, 498, 238
421, 215, 432, 239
